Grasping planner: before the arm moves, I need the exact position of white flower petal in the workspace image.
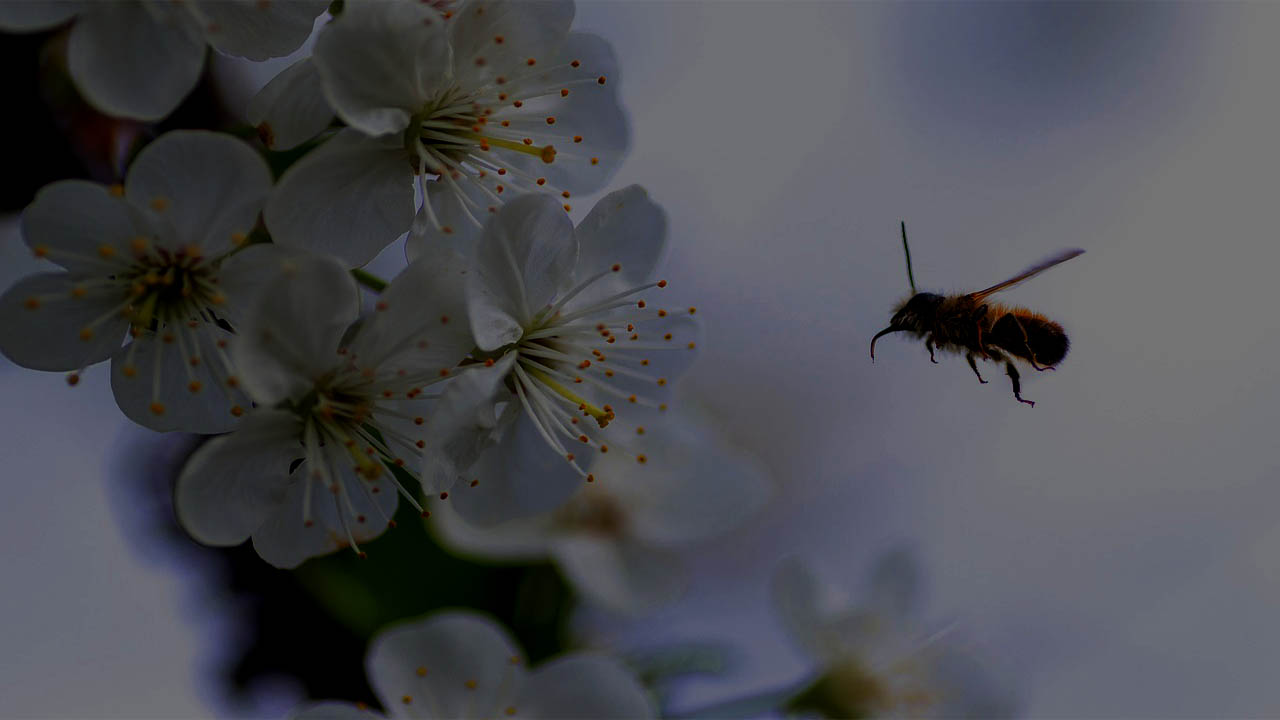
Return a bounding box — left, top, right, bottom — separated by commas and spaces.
573, 185, 667, 302
420, 354, 516, 494
125, 130, 272, 255
197, 0, 328, 61
366, 612, 526, 718
448, 0, 575, 88
602, 413, 770, 547
468, 194, 576, 349
174, 409, 301, 547
0, 1, 82, 31
291, 701, 385, 720
251, 462, 399, 568
110, 327, 244, 434
214, 243, 309, 330
551, 536, 685, 615
266, 129, 415, 267
448, 412, 584, 526
21, 180, 139, 273
312, 1, 451, 136
0, 272, 128, 371
348, 247, 474, 373
518, 654, 653, 719
869, 547, 923, 622
67, 2, 205, 120
246, 57, 334, 151
232, 253, 361, 405
427, 499, 555, 562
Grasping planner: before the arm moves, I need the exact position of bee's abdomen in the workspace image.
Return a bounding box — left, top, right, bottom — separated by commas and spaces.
988, 311, 1070, 366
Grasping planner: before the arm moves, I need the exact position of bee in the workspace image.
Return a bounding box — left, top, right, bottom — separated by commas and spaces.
870, 222, 1083, 407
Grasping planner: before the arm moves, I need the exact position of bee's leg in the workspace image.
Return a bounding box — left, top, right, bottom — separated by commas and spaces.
1006, 361, 1035, 406
972, 305, 991, 358
1009, 314, 1053, 371
925, 336, 940, 364
966, 352, 988, 384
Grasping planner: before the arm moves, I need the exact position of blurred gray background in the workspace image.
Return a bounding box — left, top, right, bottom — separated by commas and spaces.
4, 2, 1280, 716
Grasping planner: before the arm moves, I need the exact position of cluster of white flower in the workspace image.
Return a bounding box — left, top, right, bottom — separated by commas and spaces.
1, 2, 1012, 716
1, 0, 706, 573
295, 611, 654, 719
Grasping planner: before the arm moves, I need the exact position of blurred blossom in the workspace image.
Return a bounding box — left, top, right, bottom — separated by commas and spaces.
430, 406, 771, 614
773, 551, 1014, 719
0, 0, 327, 120
175, 251, 474, 568
263, 0, 628, 266
0, 130, 277, 433
420, 187, 699, 526
292, 611, 653, 719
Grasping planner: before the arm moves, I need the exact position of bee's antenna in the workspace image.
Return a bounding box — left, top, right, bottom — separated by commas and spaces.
901, 221, 917, 294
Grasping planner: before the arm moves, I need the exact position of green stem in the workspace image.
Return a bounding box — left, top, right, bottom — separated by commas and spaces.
351, 268, 389, 293
671, 681, 807, 719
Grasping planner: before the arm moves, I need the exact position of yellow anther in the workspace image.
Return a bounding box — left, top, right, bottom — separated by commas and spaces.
150, 196, 170, 211
98, 244, 116, 259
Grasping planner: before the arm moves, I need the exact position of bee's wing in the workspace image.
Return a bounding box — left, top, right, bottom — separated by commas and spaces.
967, 248, 1084, 302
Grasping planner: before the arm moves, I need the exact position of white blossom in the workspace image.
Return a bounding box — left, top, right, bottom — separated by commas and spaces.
265, 0, 629, 267
773, 553, 1015, 719
292, 611, 653, 719
430, 408, 771, 614
175, 251, 474, 568
0, 0, 328, 121
0, 130, 282, 433
419, 187, 699, 526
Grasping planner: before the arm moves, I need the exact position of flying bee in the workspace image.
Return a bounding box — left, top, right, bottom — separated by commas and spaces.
870, 222, 1084, 407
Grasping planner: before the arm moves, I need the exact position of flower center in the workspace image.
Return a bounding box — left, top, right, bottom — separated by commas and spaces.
499, 263, 695, 481
25, 235, 248, 416
408, 86, 558, 171
281, 352, 451, 557
119, 244, 224, 332
791, 657, 939, 719
408, 55, 612, 236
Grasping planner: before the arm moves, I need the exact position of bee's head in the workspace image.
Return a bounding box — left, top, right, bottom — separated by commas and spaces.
871, 292, 942, 361
889, 292, 942, 330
